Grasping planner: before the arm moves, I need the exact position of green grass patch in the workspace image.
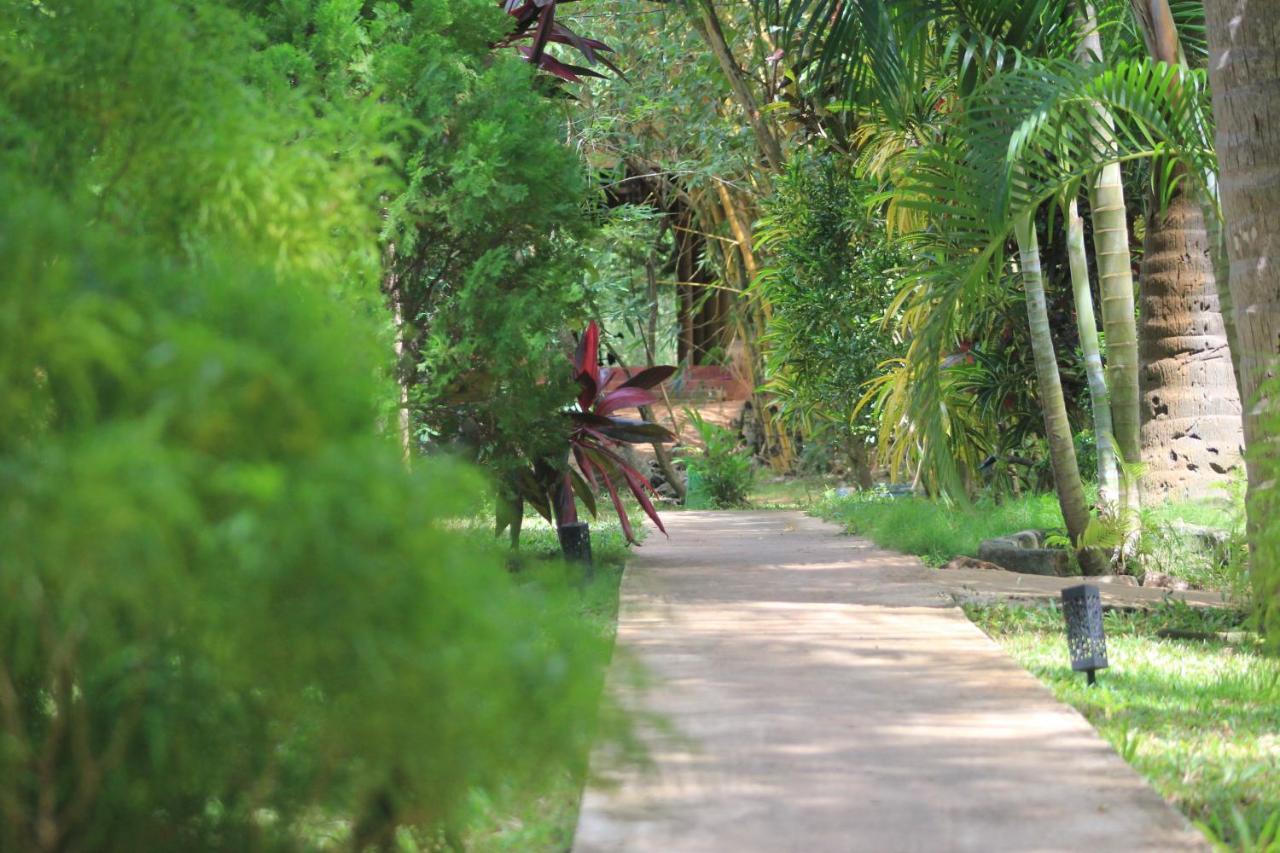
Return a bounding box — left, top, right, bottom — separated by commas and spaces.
967, 602, 1280, 850
749, 475, 840, 509
813, 491, 1064, 566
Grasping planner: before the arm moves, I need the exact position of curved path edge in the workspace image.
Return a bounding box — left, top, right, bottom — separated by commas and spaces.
574, 510, 1205, 853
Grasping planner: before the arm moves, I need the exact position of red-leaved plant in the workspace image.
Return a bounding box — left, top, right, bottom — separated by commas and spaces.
499, 322, 675, 546
496, 0, 624, 82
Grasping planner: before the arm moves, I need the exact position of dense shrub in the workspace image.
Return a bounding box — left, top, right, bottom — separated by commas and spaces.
754, 153, 905, 483
686, 410, 756, 508
0, 189, 610, 850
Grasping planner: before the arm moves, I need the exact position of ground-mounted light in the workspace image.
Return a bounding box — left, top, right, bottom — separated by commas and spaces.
1061, 584, 1107, 685
557, 521, 594, 574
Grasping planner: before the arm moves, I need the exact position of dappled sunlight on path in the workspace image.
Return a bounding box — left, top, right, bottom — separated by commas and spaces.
574, 511, 1205, 852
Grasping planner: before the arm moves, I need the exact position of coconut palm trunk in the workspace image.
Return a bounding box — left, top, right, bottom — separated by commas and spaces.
1204, 0, 1280, 623
1066, 199, 1120, 505
1204, 1, 1280, 463
1015, 213, 1108, 575
1129, 0, 1245, 502
1076, 2, 1142, 519
1138, 191, 1244, 499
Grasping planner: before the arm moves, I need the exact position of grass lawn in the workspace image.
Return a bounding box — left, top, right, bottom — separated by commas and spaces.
749, 474, 840, 509
456, 515, 632, 851
814, 491, 1065, 566
814, 490, 1245, 588
968, 603, 1280, 850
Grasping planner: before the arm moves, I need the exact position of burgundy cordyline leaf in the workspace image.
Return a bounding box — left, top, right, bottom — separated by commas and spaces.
595, 464, 635, 543
597, 420, 676, 444
568, 410, 614, 427
621, 465, 667, 535
572, 445, 598, 489
527, 2, 555, 65
618, 365, 677, 390
583, 443, 666, 540
574, 321, 601, 409
570, 467, 598, 518
595, 387, 657, 417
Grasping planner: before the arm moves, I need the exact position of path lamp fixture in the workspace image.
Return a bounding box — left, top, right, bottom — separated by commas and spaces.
1061, 584, 1108, 686
558, 521, 594, 574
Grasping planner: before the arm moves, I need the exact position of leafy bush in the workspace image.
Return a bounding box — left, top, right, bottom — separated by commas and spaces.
0, 184, 613, 849
685, 409, 756, 508
754, 152, 905, 482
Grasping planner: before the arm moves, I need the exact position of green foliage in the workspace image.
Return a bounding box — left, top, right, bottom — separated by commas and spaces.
0, 1, 627, 846
755, 152, 904, 466
0, 0, 386, 287
684, 409, 756, 509
814, 491, 1065, 565
968, 602, 1280, 849
0, 186, 611, 848
240, 0, 597, 511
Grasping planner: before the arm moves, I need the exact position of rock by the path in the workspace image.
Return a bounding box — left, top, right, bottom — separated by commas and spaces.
977, 540, 1071, 576
941, 556, 1007, 572
1142, 570, 1191, 591
1005, 529, 1046, 549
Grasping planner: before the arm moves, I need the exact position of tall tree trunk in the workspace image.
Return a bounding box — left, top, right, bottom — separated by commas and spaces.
1129, 0, 1245, 502
1077, 1, 1142, 522
1015, 214, 1109, 575
1067, 199, 1121, 505
1204, 0, 1280, 623
1138, 191, 1245, 499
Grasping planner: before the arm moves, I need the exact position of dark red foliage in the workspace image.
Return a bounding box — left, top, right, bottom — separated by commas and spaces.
499, 321, 675, 546
496, 0, 625, 81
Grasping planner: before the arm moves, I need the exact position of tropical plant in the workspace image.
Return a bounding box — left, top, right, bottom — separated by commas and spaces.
754, 152, 905, 487
499, 321, 676, 546
685, 409, 757, 508
497, 0, 624, 82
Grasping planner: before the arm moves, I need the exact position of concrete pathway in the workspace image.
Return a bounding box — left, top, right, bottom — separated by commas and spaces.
574, 511, 1205, 852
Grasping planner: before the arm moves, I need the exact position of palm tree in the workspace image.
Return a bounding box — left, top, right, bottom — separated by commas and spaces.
1066, 197, 1121, 504
1204, 0, 1280, 625
1128, 0, 1244, 501
1075, 2, 1142, 518
1015, 210, 1109, 573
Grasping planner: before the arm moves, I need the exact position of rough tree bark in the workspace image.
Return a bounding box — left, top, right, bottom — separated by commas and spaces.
1204, 0, 1280, 625
1138, 192, 1244, 499
1130, 0, 1245, 502
1204, 0, 1280, 485
1015, 214, 1109, 575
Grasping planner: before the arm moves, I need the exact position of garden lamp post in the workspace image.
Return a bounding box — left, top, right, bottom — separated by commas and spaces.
1061, 584, 1108, 685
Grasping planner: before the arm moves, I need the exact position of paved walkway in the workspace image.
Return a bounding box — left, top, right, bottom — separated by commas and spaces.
574, 511, 1205, 852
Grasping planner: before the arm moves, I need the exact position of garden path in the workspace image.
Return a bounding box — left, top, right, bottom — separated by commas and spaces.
573, 510, 1205, 852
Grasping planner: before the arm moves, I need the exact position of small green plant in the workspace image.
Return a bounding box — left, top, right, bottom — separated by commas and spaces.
684, 409, 756, 508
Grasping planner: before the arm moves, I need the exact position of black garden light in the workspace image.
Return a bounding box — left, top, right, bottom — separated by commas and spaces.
1061, 584, 1108, 685
557, 521, 594, 573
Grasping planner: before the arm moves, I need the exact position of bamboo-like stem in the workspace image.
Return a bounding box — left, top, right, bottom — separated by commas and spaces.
1067, 199, 1121, 506
1015, 213, 1108, 575
1077, 0, 1141, 522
